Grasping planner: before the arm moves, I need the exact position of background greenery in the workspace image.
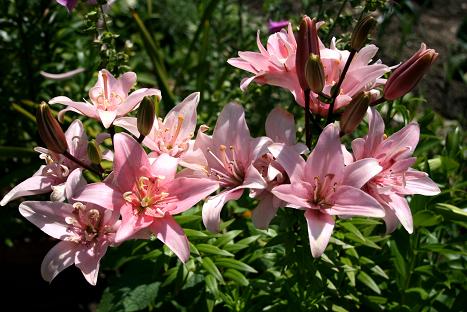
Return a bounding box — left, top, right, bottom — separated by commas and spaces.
0, 0, 465, 311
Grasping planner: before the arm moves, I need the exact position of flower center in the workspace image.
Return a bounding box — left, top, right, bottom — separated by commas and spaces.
310, 174, 336, 208
153, 114, 192, 156
64, 202, 104, 244
123, 176, 170, 217
90, 72, 124, 111
206, 145, 244, 187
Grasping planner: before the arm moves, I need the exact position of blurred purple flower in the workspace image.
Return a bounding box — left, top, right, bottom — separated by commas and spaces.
56, 0, 78, 12
268, 20, 289, 33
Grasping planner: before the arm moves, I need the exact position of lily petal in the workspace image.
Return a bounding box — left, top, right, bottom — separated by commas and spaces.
150, 215, 190, 263
304, 210, 335, 258
202, 189, 244, 232
41, 241, 77, 283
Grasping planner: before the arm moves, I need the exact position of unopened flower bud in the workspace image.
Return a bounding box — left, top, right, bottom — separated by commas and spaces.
350, 15, 377, 51
384, 43, 438, 100
137, 97, 156, 137
87, 140, 102, 165
36, 102, 68, 154
296, 16, 320, 91
340, 92, 371, 135
305, 54, 325, 93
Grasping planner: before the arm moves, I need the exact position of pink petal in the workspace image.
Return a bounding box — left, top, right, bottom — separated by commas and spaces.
305, 124, 344, 180
227, 58, 258, 74
243, 165, 268, 190
0, 175, 55, 206
40, 67, 85, 80
72, 182, 124, 211
248, 136, 273, 164
65, 168, 86, 202
151, 154, 179, 181
113, 133, 151, 192
117, 88, 161, 116
341, 144, 354, 166
19, 201, 75, 239
119, 72, 137, 95
150, 215, 190, 262
65, 119, 88, 158
212, 103, 251, 159
342, 158, 382, 189
49, 96, 97, 119
202, 188, 244, 232
271, 183, 312, 209
304, 210, 335, 258
265, 106, 297, 145
386, 193, 413, 233
75, 242, 108, 285
115, 204, 153, 242
269, 144, 305, 183
165, 177, 219, 215
252, 192, 282, 229
364, 108, 385, 157
401, 169, 440, 195
98, 109, 117, 129
41, 241, 78, 283
164, 92, 199, 140
378, 122, 420, 161
329, 185, 385, 217
351, 138, 366, 160
382, 205, 400, 234
237, 51, 270, 71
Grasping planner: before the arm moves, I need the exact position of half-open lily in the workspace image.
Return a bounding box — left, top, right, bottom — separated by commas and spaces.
19, 169, 120, 285
73, 133, 218, 262
50, 69, 161, 128
350, 108, 440, 233
271, 124, 384, 257
1, 120, 89, 206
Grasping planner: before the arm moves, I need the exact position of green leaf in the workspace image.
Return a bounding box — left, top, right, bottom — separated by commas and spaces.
122, 282, 160, 312
214, 230, 242, 247
434, 203, 467, 222
201, 257, 224, 283
184, 229, 209, 239
413, 210, 443, 227
357, 271, 381, 294
214, 258, 258, 273
205, 274, 219, 295
405, 287, 429, 300
196, 244, 234, 257
224, 269, 249, 286
389, 241, 407, 284
174, 215, 201, 225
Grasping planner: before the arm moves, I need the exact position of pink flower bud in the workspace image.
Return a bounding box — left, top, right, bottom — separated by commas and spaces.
350, 15, 377, 51
36, 102, 68, 154
296, 16, 320, 91
340, 91, 371, 135
384, 43, 438, 100
137, 97, 156, 137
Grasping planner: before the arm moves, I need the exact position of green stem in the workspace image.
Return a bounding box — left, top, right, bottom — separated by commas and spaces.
99, 5, 110, 32
326, 49, 356, 124
304, 89, 312, 148
325, 0, 348, 42
63, 151, 102, 177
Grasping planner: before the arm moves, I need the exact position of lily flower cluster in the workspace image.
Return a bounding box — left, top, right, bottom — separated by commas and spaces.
1, 14, 439, 286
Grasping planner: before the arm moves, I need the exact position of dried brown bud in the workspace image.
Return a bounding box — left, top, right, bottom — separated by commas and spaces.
340, 92, 371, 135
305, 54, 325, 93
296, 16, 320, 91
137, 97, 156, 137
36, 102, 68, 154
350, 15, 377, 51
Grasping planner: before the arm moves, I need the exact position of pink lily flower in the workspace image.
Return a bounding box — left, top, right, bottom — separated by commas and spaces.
228, 23, 389, 116
49, 69, 161, 128
19, 169, 120, 285
271, 124, 385, 257
188, 103, 272, 232
250, 107, 307, 229
114, 92, 202, 168
227, 23, 302, 100
73, 133, 218, 262
350, 108, 440, 233
1, 120, 89, 206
